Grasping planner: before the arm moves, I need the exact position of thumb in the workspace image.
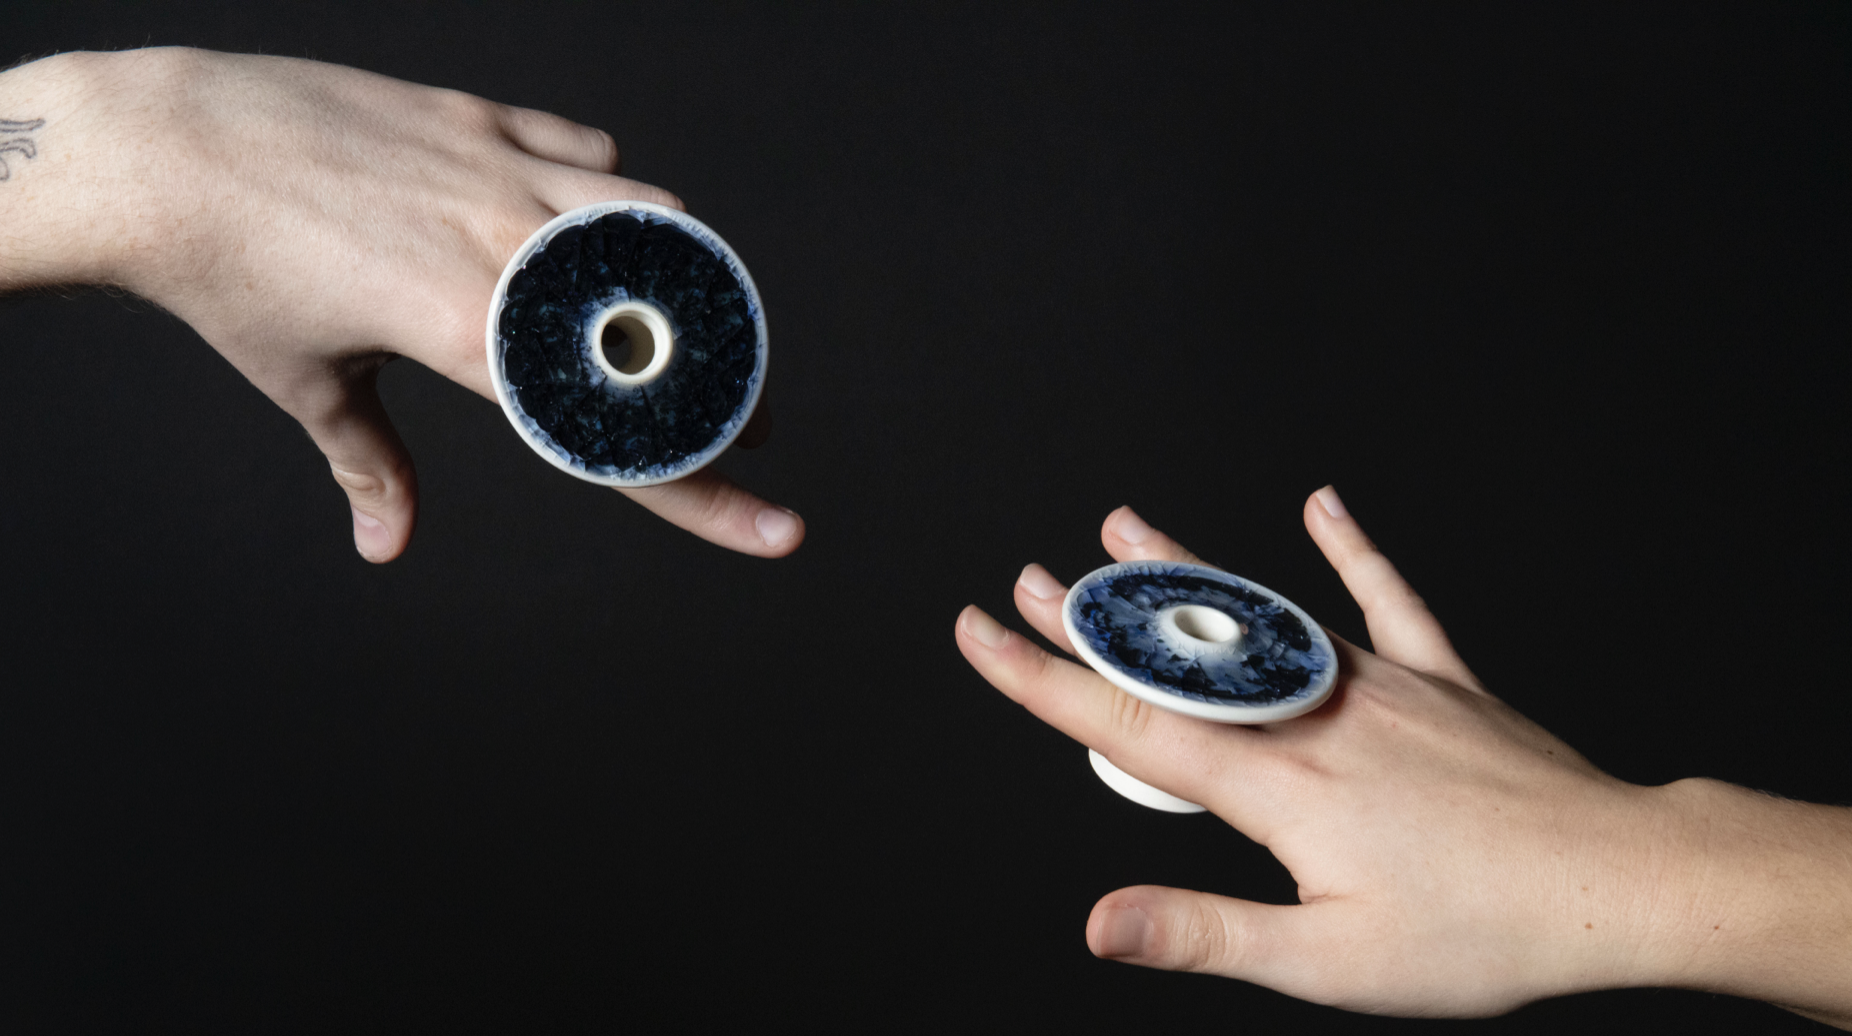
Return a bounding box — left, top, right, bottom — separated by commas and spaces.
1087, 885, 1326, 989
287, 360, 419, 563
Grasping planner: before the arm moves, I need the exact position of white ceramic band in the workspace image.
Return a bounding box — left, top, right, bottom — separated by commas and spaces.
1088, 749, 1207, 814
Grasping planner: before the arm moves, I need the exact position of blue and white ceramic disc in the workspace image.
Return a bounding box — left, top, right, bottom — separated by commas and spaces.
1061, 561, 1338, 724
487, 201, 768, 487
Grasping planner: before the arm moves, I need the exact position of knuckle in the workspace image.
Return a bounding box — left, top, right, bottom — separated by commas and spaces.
440, 90, 501, 134
1019, 642, 1063, 684
1106, 688, 1159, 742
588, 128, 620, 171
327, 450, 413, 507
485, 203, 549, 261
995, 647, 1048, 701
1159, 899, 1236, 972
1353, 560, 1409, 608
690, 482, 753, 533
328, 463, 389, 501
1347, 546, 1391, 576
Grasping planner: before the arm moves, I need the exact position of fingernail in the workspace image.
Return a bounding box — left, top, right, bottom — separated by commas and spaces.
1017, 563, 1065, 600
755, 507, 799, 547
351, 506, 390, 559
1095, 905, 1150, 959
961, 607, 1011, 649
1315, 485, 1348, 519
1114, 507, 1155, 544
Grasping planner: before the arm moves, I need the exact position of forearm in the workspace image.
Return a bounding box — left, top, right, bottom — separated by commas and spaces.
1653, 778, 1852, 1027
0, 50, 171, 292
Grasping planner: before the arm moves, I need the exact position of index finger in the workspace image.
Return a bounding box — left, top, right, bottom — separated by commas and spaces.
955, 605, 1263, 821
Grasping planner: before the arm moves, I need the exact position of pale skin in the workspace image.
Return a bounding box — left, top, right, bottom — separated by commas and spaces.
0, 47, 801, 561
7, 46, 1847, 1026
956, 488, 1852, 1026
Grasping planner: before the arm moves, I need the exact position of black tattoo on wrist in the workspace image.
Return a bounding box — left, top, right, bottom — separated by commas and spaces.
1, 118, 46, 181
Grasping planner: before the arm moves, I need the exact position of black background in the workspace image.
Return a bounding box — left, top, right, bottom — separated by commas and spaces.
3, 2, 1847, 1032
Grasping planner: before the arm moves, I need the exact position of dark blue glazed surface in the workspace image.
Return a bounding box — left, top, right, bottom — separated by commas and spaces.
1068, 563, 1334, 706
496, 209, 762, 481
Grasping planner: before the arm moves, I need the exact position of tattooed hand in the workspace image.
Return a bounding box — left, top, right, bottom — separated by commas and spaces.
0, 117, 43, 179
0, 48, 800, 562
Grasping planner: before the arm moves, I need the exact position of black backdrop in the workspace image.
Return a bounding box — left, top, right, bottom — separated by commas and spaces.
3, 3, 1847, 1032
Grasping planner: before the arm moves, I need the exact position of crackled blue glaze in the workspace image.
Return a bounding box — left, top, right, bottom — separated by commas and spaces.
1067, 562, 1335, 707
494, 206, 765, 484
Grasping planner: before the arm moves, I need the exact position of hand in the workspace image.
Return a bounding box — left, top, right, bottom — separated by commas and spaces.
0, 48, 801, 561
955, 489, 1852, 1024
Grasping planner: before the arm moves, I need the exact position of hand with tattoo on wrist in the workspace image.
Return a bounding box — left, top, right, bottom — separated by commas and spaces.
955, 488, 1852, 1027
0, 47, 802, 561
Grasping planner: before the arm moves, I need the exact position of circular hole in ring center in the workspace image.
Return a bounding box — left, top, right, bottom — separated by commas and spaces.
600, 314, 657, 375
1170, 604, 1240, 644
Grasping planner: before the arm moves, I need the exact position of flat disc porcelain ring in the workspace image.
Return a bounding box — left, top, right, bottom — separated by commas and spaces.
486, 201, 768, 487
1062, 560, 1339, 811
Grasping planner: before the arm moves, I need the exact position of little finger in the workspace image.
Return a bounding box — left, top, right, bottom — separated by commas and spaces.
1304, 486, 1482, 691
499, 105, 621, 173
618, 468, 803, 557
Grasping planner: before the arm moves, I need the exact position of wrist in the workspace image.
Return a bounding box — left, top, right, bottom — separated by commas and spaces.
1641, 777, 1852, 1023
0, 49, 193, 292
